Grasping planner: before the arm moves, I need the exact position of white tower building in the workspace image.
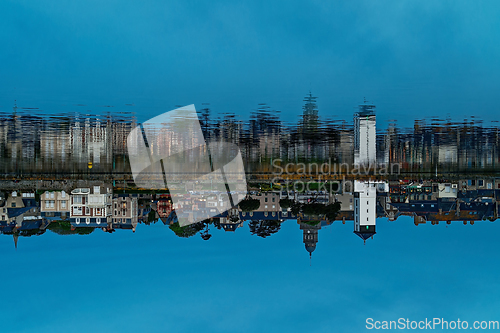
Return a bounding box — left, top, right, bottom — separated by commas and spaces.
353, 180, 388, 243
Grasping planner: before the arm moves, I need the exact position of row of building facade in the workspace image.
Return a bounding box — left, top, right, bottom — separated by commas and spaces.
1, 177, 499, 256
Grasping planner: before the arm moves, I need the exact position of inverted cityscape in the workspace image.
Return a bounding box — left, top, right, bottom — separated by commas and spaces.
1, 94, 499, 257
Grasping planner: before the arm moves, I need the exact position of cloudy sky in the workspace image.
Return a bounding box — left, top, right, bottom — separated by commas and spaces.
1, 0, 500, 125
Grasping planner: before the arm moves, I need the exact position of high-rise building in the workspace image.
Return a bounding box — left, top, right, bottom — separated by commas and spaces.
354, 100, 376, 166
302, 91, 319, 130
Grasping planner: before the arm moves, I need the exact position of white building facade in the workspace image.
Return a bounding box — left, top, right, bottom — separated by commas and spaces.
70, 186, 112, 227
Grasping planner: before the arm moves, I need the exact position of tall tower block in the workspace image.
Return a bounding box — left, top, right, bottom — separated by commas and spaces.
354, 100, 376, 166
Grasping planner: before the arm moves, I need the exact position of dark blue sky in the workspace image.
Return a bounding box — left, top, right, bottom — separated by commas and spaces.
1, 0, 500, 126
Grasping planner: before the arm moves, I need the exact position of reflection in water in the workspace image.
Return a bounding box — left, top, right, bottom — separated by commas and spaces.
1, 97, 499, 177
1, 96, 499, 257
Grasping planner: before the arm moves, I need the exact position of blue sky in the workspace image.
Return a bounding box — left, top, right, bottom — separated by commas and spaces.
1, 0, 500, 126
2, 217, 500, 332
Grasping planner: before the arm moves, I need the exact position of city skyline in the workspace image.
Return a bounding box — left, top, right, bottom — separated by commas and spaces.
2, 175, 499, 258
1, 95, 499, 178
